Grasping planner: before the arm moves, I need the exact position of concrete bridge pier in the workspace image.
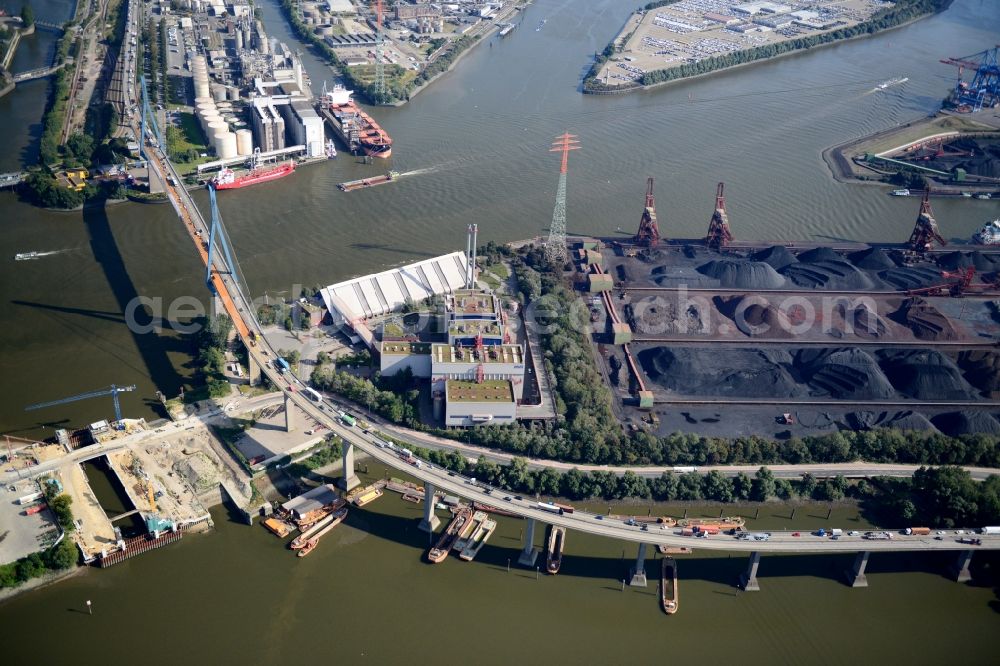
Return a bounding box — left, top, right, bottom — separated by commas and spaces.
628, 543, 648, 587
844, 551, 870, 588
518, 518, 539, 567
739, 551, 761, 591
950, 550, 974, 583
418, 483, 440, 532
283, 394, 295, 432
247, 355, 261, 386
338, 441, 360, 491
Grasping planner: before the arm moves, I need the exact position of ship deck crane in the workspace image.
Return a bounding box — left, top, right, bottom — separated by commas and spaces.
25, 384, 137, 430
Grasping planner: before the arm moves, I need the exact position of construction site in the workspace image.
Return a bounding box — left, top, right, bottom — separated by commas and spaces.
571, 178, 1000, 440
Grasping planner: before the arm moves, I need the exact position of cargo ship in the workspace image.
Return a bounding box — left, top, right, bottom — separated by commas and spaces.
453, 510, 487, 552
459, 517, 496, 561
427, 507, 473, 563
338, 171, 399, 192
297, 507, 348, 557
212, 159, 295, 191
661, 557, 678, 615
318, 84, 393, 159
972, 219, 1000, 245
545, 525, 565, 574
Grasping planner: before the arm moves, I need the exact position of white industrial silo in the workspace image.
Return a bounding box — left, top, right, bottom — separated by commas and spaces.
217, 132, 238, 159
235, 129, 253, 156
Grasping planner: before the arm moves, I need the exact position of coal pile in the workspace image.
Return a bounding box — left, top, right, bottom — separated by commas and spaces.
844, 410, 938, 432
956, 351, 1000, 397
751, 245, 797, 271
832, 301, 888, 339
797, 247, 843, 263
797, 348, 896, 400
931, 411, 1000, 436
780, 260, 876, 290
848, 247, 897, 271
879, 265, 943, 290
697, 259, 786, 289
714, 296, 795, 338
638, 347, 805, 398
877, 350, 981, 400
890, 297, 958, 341
937, 251, 1000, 272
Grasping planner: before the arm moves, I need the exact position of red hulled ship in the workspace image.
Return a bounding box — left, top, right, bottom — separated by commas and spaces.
319, 84, 393, 159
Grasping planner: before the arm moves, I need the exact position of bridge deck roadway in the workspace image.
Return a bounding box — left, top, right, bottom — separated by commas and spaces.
140, 137, 1000, 555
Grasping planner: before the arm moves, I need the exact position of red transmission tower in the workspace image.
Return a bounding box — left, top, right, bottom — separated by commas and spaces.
907, 189, 947, 252
633, 177, 661, 248
705, 182, 733, 249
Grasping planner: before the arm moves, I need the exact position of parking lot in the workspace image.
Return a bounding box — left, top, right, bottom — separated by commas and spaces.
0, 479, 59, 565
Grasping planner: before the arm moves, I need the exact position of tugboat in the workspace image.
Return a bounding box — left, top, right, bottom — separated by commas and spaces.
972, 219, 1000, 245
661, 557, 678, 615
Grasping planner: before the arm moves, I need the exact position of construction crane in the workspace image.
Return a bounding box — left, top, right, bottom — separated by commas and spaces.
25, 384, 137, 430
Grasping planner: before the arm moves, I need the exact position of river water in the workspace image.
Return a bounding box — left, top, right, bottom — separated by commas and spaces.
1, 0, 999, 654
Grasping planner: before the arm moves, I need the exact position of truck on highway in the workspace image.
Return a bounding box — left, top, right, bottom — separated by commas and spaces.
275, 357, 290, 373
981, 526, 1000, 535
904, 527, 931, 535
340, 413, 356, 428
672, 466, 698, 473
538, 502, 565, 515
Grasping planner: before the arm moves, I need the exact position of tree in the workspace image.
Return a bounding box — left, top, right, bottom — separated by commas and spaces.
650, 472, 677, 501
732, 473, 752, 501
560, 468, 585, 499
48, 494, 74, 532
799, 473, 817, 497
701, 471, 734, 502
44, 538, 78, 569
677, 473, 702, 501
617, 470, 650, 500
20, 3, 34, 28
751, 467, 776, 502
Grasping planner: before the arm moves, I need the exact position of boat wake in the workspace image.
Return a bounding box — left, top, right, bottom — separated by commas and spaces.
13, 249, 71, 261
865, 77, 908, 94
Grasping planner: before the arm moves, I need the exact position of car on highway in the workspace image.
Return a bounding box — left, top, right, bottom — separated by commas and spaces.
503, 496, 511, 501
792, 532, 800, 537
514, 495, 523, 501
594, 515, 603, 520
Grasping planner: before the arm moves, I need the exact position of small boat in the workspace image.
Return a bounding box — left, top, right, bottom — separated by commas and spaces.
891, 189, 910, 196
297, 507, 348, 557
876, 77, 908, 90
975, 193, 993, 200
661, 557, 678, 614
972, 219, 1000, 245
262, 517, 295, 538
14, 251, 39, 261
499, 23, 515, 37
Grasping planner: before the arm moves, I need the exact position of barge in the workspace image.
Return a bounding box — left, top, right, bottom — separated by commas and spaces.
427, 507, 473, 563
297, 507, 348, 557
338, 171, 399, 192
661, 557, 678, 615
545, 525, 565, 574
459, 517, 496, 561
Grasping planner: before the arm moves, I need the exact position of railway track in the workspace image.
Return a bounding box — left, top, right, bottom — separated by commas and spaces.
651, 397, 1000, 408
631, 337, 1000, 349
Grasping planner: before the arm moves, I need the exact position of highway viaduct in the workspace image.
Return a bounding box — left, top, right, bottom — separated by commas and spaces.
129, 124, 1000, 591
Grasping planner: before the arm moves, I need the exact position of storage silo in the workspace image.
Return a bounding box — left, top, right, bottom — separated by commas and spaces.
194, 96, 214, 108
235, 129, 253, 156
217, 132, 238, 159
227, 85, 240, 101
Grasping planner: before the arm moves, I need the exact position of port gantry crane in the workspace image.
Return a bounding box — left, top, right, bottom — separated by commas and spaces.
705, 182, 734, 249
940, 46, 1000, 113
907, 189, 947, 253
373, 0, 386, 99
25, 385, 137, 430
633, 176, 661, 248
